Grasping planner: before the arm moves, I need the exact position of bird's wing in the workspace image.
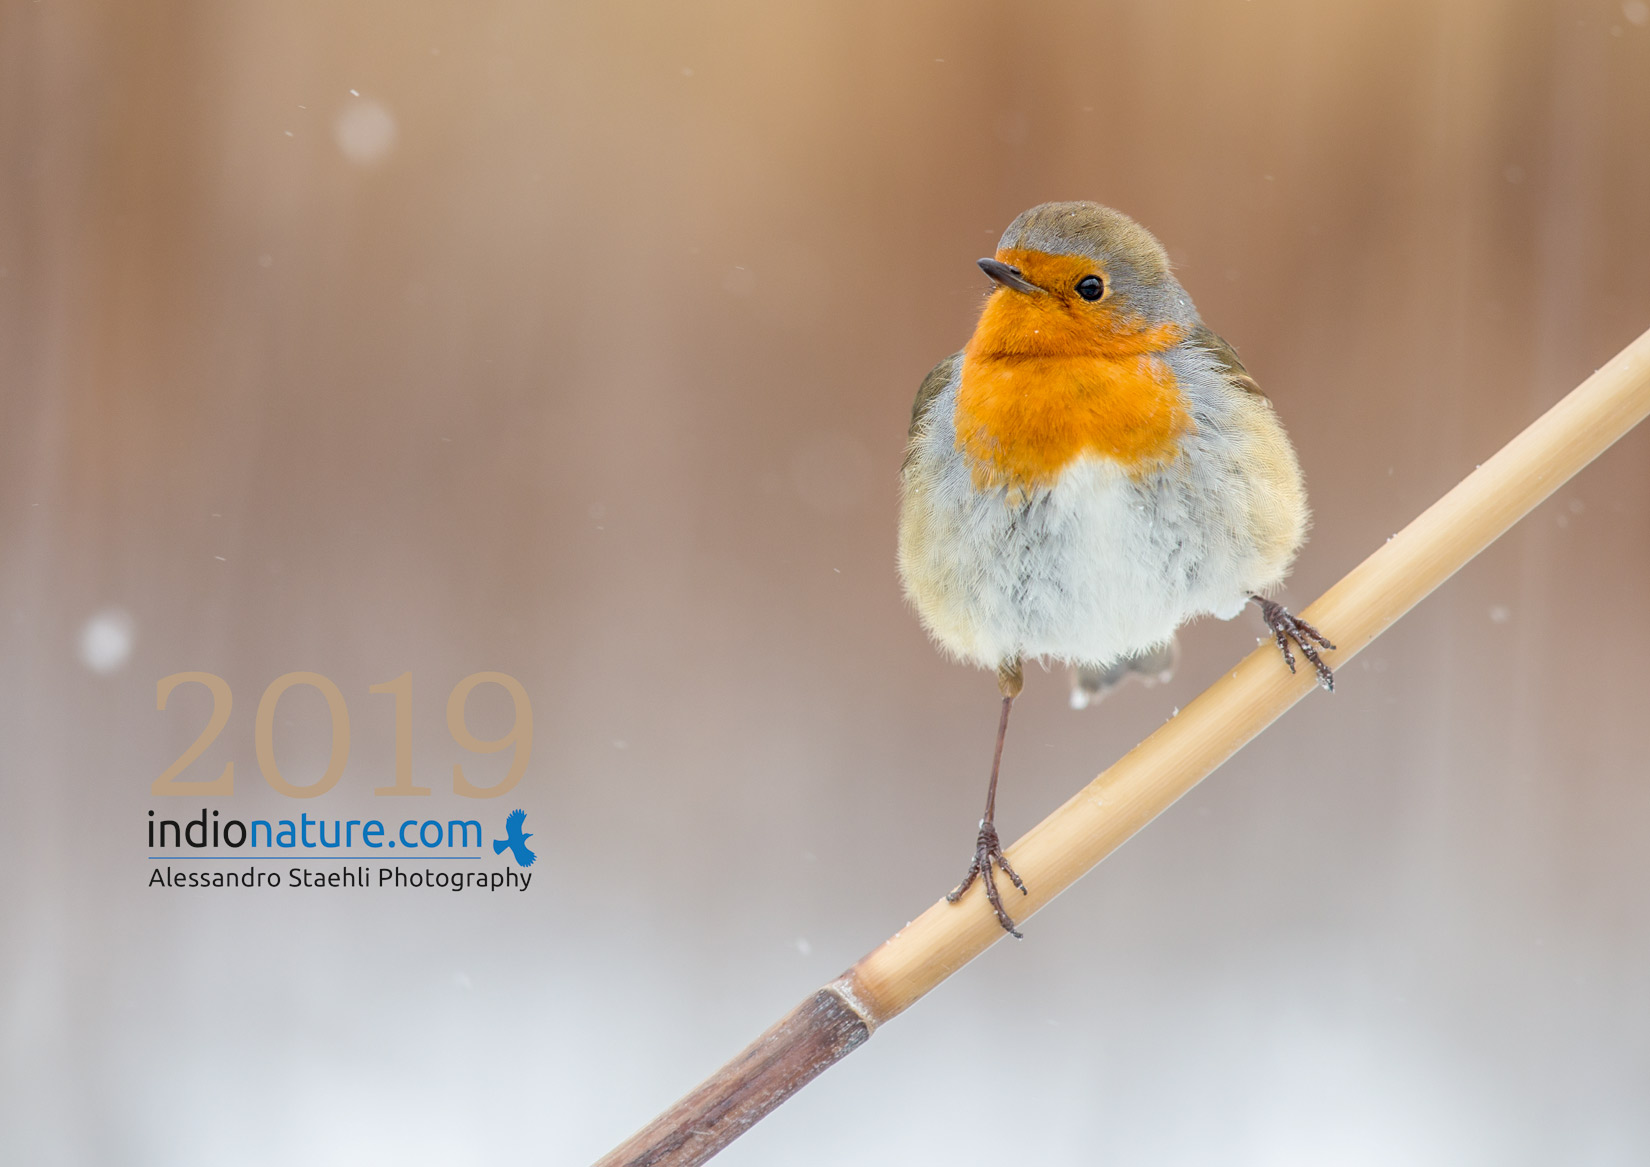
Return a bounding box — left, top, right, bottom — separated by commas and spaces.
1189, 324, 1266, 398
908, 351, 963, 440
518, 844, 536, 868
505, 808, 526, 834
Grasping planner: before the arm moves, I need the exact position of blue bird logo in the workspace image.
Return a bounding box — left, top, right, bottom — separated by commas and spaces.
493, 809, 536, 867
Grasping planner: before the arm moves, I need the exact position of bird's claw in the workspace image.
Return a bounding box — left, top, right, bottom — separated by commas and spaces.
946, 820, 1027, 938
1253, 596, 1336, 692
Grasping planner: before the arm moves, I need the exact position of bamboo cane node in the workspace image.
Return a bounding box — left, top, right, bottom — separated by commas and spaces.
593, 989, 871, 1167
825, 975, 882, 1034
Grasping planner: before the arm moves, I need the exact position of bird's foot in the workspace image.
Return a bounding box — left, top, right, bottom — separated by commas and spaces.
946, 819, 1027, 938
1253, 596, 1336, 692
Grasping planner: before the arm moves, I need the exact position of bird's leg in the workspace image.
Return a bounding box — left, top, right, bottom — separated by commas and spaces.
947, 660, 1028, 938
1252, 595, 1337, 691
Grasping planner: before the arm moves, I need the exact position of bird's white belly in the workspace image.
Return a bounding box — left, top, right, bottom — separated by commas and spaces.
900, 452, 1254, 670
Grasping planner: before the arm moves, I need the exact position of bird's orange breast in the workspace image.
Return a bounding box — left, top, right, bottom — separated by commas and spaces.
954, 248, 1191, 493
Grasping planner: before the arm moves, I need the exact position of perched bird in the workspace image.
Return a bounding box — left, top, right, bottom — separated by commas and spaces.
898, 201, 1334, 936
494, 808, 537, 868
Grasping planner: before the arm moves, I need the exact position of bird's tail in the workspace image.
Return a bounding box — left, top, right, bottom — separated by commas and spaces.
492, 839, 508, 855
1070, 637, 1178, 709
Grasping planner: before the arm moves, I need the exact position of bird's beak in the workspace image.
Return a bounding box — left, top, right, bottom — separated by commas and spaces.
977, 257, 1042, 294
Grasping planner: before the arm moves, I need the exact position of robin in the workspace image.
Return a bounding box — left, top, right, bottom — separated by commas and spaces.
898, 201, 1334, 937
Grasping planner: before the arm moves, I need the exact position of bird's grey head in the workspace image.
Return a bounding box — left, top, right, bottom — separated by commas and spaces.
992, 201, 1197, 327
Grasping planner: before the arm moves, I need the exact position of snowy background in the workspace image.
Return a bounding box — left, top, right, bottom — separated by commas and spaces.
4, 1, 1650, 1163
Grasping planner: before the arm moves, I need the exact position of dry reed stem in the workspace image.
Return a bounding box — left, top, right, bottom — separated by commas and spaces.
595, 326, 1650, 1167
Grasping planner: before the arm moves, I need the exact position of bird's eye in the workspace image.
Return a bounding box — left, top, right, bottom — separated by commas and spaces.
1076, 275, 1105, 301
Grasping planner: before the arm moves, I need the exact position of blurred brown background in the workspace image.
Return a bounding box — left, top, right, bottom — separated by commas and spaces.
4, 1, 1650, 1163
